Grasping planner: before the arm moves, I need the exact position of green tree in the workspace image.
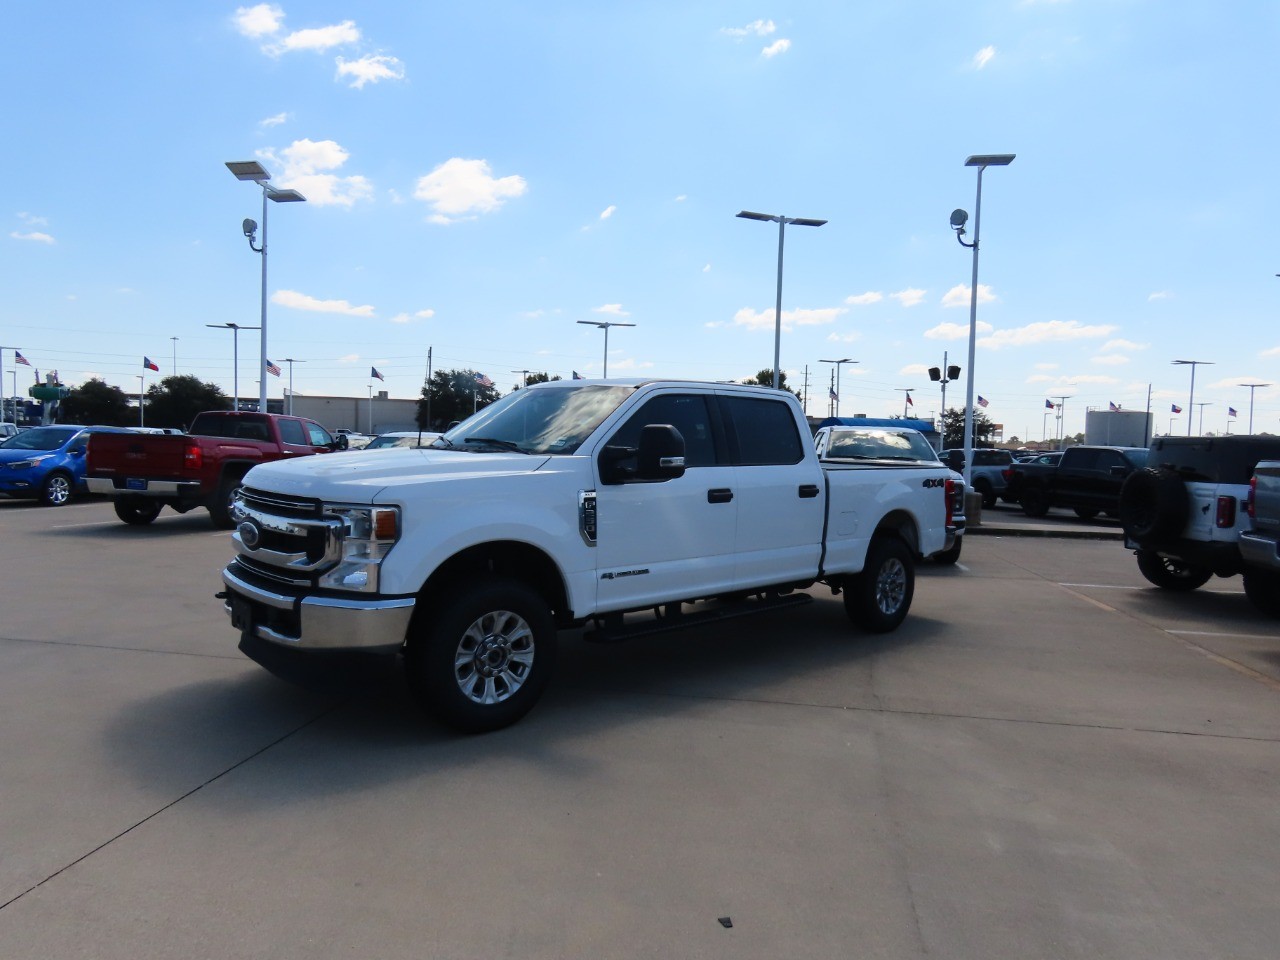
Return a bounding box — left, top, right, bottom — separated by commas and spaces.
417, 369, 502, 430
145, 375, 231, 430
513, 372, 562, 390
941, 407, 998, 449
742, 369, 801, 399
58, 379, 134, 426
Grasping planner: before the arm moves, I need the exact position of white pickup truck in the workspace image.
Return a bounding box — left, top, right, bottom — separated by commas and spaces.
219, 380, 952, 731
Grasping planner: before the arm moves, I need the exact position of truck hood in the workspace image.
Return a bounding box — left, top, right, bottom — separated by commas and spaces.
243, 448, 554, 503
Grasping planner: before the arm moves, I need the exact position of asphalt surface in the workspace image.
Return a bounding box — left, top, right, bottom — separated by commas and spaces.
1, 495, 1277, 959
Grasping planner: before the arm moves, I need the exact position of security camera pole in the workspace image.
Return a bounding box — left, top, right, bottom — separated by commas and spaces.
226, 161, 306, 413
950, 153, 1014, 489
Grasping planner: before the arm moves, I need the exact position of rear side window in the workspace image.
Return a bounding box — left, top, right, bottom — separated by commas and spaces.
277, 419, 306, 445
720, 396, 804, 466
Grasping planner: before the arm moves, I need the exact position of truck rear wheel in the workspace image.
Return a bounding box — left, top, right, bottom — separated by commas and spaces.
208, 477, 243, 529
844, 536, 914, 633
405, 578, 557, 733
1020, 487, 1050, 518
114, 497, 162, 525
1135, 549, 1211, 591
1242, 570, 1280, 617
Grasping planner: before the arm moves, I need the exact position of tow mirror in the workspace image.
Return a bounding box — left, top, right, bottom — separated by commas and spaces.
637, 424, 686, 481
333, 434, 349, 451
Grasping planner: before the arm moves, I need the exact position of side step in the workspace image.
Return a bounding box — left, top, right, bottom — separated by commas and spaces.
583, 592, 813, 644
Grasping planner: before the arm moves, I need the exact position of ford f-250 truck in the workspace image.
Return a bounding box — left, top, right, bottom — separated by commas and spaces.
218, 380, 953, 732
86, 411, 346, 528
1239, 459, 1280, 616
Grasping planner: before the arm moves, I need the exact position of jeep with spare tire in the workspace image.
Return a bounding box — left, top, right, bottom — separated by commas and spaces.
1118, 435, 1280, 592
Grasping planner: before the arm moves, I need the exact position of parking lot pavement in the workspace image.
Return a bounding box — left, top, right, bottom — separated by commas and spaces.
2, 498, 1279, 959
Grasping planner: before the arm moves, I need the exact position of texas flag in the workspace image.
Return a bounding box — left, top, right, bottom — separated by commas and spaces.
266, 359, 282, 377
977, 395, 989, 408
1045, 399, 1055, 409
1229, 407, 1238, 418
15, 350, 32, 366
1171, 404, 1183, 414
143, 357, 159, 371
371, 366, 385, 381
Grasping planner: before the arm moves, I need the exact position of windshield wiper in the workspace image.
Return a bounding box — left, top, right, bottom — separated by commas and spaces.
463, 436, 528, 453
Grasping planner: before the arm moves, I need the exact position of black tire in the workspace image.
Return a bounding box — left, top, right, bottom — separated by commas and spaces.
1120, 468, 1188, 545
1074, 507, 1099, 520
1135, 549, 1212, 591
844, 536, 915, 633
933, 538, 962, 565
114, 497, 162, 525
1020, 487, 1050, 518
1242, 570, 1280, 617
208, 476, 243, 529
40, 471, 75, 506
405, 578, 557, 733
973, 478, 995, 509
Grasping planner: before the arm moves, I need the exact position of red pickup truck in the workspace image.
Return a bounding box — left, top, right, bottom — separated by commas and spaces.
86, 411, 346, 527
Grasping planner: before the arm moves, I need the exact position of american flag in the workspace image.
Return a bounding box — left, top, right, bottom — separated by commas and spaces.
977, 395, 989, 408
829, 387, 838, 402
14, 350, 31, 366
572, 370, 584, 380
266, 359, 282, 377
1109, 401, 1120, 411
1229, 407, 1238, 418
475, 372, 494, 388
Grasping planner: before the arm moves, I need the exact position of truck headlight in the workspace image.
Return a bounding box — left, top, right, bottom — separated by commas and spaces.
318, 505, 400, 592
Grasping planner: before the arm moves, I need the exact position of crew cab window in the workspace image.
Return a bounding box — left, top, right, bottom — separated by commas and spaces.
1064, 448, 1100, 471
607, 394, 720, 468
720, 396, 804, 465
1095, 450, 1128, 474
277, 419, 306, 445
306, 423, 333, 446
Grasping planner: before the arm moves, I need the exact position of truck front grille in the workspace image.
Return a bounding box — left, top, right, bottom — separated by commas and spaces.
233, 487, 344, 577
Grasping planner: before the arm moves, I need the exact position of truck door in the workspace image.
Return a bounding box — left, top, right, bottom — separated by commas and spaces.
718, 394, 823, 587
593, 391, 737, 611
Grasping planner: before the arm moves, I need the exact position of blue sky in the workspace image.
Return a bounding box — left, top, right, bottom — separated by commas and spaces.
4, 1, 1278, 440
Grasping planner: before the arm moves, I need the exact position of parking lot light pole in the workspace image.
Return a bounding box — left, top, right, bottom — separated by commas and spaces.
283, 358, 305, 416
737, 210, 827, 389
820, 358, 857, 418
206, 322, 259, 411
226, 161, 306, 413
950, 153, 1015, 487
1172, 359, 1213, 436
576, 320, 635, 378
1240, 382, 1269, 433
136, 375, 145, 427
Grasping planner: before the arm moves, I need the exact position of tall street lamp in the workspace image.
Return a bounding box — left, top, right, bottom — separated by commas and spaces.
136, 375, 145, 427
283, 358, 306, 416
1240, 382, 1269, 434
170, 336, 179, 376
820, 358, 857, 418
207, 322, 259, 411
0, 346, 18, 423
576, 320, 635, 378
950, 153, 1015, 487
226, 161, 306, 414
1195, 402, 1213, 435
1052, 395, 1073, 449
737, 210, 828, 389
1172, 359, 1213, 436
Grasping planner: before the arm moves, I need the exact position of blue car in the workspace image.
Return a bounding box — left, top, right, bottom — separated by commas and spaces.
0, 425, 134, 506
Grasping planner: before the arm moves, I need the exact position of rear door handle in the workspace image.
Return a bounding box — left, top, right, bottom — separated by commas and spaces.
707, 488, 734, 504
798, 484, 820, 499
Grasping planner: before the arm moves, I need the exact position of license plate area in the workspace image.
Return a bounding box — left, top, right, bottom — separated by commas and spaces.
126, 478, 147, 491
230, 596, 255, 633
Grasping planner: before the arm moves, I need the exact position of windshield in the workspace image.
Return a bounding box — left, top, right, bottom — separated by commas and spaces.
439, 384, 634, 454
1, 426, 79, 451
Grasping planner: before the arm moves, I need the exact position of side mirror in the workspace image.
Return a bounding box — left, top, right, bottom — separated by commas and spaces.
333, 434, 349, 451
636, 424, 686, 481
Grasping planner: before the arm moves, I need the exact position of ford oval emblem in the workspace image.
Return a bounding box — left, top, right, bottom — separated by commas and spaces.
238, 520, 261, 550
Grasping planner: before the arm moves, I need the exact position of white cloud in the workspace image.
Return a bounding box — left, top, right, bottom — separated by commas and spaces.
593, 304, 630, 316
17, 212, 48, 226
263, 138, 372, 207
338, 353, 361, 363
972, 45, 996, 69
599, 205, 616, 220
269, 20, 360, 55
273, 289, 375, 317
979, 320, 1118, 348
415, 309, 435, 319
1261, 345, 1280, 359
233, 4, 283, 38
389, 309, 432, 324
1026, 375, 1053, 384
845, 291, 883, 306
733, 306, 846, 331
10, 231, 55, 244
335, 54, 405, 88
1101, 338, 1148, 352
827, 332, 862, 343
675, 194, 687, 202
762, 39, 791, 58
702, 264, 711, 272
1148, 291, 1171, 301
1091, 354, 1130, 366
721, 19, 776, 38
1034, 362, 1059, 370
900, 363, 930, 376
925, 320, 993, 340
259, 112, 289, 128
890, 288, 926, 307
414, 158, 527, 224
941, 283, 996, 307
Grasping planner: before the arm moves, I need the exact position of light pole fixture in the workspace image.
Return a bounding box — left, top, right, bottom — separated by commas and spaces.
283, 358, 306, 416
928, 352, 962, 425
1172, 359, 1213, 436
1052, 395, 1073, 449
511, 369, 530, 389
895, 388, 914, 418
1194, 401, 1213, 435
820, 358, 858, 418
226, 160, 306, 414
170, 336, 179, 376
1240, 382, 1269, 434
576, 320, 635, 378
950, 152, 1015, 487
737, 209, 828, 389
368, 383, 375, 434
206, 322, 260, 411
136, 375, 145, 427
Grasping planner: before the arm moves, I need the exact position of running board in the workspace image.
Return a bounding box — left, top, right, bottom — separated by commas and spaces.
583, 592, 813, 644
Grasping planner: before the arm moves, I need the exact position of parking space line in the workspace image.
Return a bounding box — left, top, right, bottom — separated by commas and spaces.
1168, 629, 1280, 641
1059, 583, 1143, 590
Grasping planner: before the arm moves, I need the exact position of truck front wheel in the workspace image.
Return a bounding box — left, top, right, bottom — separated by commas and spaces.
845, 536, 915, 633
208, 477, 243, 529
405, 578, 557, 733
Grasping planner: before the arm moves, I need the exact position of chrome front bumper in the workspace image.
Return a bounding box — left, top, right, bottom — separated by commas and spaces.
221, 565, 414, 653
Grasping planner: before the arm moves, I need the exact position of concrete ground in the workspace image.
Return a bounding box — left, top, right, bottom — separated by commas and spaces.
1, 496, 1278, 959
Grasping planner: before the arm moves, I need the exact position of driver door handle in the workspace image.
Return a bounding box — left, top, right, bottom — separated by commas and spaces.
707, 488, 733, 504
